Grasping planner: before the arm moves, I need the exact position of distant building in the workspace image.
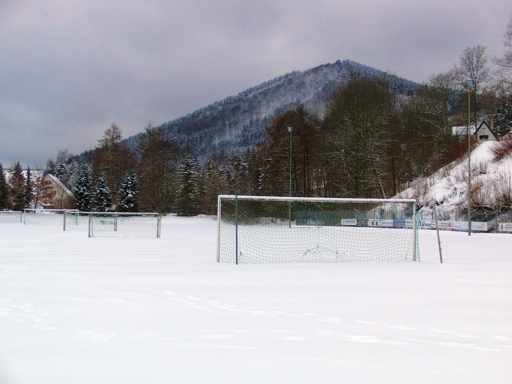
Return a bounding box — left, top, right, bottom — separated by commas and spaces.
452, 124, 476, 136
474, 121, 499, 144
42, 174, 74, 209
452, 121, 499, 144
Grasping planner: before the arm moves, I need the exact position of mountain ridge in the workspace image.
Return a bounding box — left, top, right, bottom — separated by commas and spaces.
121, 59, 420, 160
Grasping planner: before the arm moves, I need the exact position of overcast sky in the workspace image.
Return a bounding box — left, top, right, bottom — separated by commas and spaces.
1, 0, 511, 168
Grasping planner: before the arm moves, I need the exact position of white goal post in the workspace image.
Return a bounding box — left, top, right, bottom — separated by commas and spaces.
87, 212, 162, 238
217, 195, 419, 263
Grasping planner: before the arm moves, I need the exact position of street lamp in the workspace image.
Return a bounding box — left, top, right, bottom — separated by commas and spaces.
288, 127, 293, 197
466, 80, 475, 236
288, 126, 293, 227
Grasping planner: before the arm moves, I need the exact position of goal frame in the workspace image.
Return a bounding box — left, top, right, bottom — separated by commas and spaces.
216, 195, 419, 263
23, 208, 80, 230
87, 212, 162, 238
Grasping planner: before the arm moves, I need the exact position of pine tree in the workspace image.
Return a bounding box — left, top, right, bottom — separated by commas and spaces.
54, 161, 67, 180
25, 166, 34, 208
9, 162, 28, 211
92, 173, 112, 212
493, 95, 512, 137
201, 156, 229, 215
0, 163, 10, 210
118, 170, 139, 212
72, 163, 92, 211
177, 154, 201, 216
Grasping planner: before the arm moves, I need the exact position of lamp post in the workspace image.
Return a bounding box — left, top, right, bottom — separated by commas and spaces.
288, 126, 293, 227
466, 80, 474, 236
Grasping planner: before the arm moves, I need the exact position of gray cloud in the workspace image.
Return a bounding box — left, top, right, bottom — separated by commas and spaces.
1, 0, 510, 167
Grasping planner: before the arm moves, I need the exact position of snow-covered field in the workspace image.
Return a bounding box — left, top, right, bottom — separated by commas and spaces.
1, 215, 511, 383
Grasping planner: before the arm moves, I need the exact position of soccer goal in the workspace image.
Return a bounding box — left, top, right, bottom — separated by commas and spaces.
23, 208, 80, 230
217, 195, 419, 263
87, 212, 162, 238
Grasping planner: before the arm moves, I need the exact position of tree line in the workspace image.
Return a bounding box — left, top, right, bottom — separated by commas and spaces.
0, 162, 55, 211
3, 16, 512, 215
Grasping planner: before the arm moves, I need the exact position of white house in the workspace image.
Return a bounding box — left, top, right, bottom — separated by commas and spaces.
452, 121, 499, 144
473, 121, 499, 144
42, 173, 74, 209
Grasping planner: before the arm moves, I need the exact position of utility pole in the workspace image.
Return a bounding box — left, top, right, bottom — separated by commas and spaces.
466, 80, 474, 236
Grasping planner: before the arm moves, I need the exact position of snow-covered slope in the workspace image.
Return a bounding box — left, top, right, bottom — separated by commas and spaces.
396, 140, 512, 221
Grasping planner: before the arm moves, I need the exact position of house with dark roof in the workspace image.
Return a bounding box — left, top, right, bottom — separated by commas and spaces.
41, 174, 75, 209
474, 121, 499, 144
452, 120, 500, 145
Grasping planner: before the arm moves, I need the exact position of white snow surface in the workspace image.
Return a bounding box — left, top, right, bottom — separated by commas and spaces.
0, 216, 511, 383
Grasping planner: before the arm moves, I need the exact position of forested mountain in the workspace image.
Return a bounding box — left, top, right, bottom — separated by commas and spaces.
123, 60, 419, 160
19, 21, 512, 215
50, 54, 507, 215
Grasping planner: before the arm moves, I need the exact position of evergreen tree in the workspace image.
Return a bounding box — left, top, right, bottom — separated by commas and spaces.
25, 166, 34, 208
66, 161, 79, 191
92, 173, 112, 212
0, 163, 10, 210
493, 95, 512, 137
54, 161, 68, 181
201, 154, 229, 215
118, 170, 138, 212
177, 154, 201, 216
9, 162, 28, 210
72, 163, 92, 211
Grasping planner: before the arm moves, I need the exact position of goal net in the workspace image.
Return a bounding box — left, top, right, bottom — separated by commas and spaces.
217, 195, 419, 263
87, 212, 162, 238
0, 211, 23, 223
23, 209, 80, 229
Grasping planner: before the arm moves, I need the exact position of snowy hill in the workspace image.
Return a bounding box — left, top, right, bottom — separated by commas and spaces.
120, 60, 418, 160
396, 139, 512, 223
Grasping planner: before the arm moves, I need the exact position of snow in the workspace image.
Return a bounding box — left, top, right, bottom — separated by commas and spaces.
1, 215, 511, 383
398, 141, 512, 220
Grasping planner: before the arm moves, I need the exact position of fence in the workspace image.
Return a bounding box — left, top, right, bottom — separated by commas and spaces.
418, 207, 512, 233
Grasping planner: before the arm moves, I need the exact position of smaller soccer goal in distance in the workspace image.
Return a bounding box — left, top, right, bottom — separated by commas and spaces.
217, 195, 419, 263
0, 211, 23, 223
23, 208, 79, 230
87, 212, 162, 238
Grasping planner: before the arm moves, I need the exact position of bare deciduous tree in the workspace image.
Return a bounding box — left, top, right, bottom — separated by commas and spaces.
94, 123, 135, 203
493, 14, 512, 92
453, 45, 491, 126
322, 77, 396, 198
454, 45, 491, 92
137, 125, 179, 213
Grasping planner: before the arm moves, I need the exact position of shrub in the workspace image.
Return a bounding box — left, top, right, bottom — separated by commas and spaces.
491, 134, 512, 161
